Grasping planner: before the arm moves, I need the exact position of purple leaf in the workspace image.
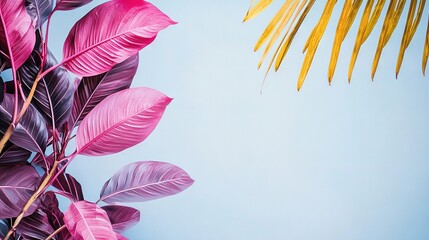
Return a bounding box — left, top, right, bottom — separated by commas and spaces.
0, 141, 31, 164
0, 0, 36, 69
70, 54, 138, 129
102, 205, 140, 233
0, 165, 39, 218
19, 49, 74, 128
0, 219, 11, 238
40, 192, 73, 240
25, 0, 54, 29
0, 94, 48, 152
76, 87, 172, 156
100, 161, 194, 203
16, 209, 56, 240
0, 76, 4, 104
54, 0, 92, 11
62, 0, 175, 76
52, 173, 84, 201
63, 201, 116, 240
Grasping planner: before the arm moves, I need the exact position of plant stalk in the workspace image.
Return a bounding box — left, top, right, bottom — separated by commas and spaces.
3, 160, 59, 240
45, 225, 66, 240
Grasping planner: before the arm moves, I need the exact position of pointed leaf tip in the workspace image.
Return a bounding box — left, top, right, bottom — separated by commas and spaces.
76, 88, 172, 156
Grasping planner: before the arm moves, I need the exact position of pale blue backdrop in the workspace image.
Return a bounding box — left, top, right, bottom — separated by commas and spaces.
48, 1, 429, 239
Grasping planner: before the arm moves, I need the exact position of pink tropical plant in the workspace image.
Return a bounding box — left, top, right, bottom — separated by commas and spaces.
0, 0, 194, 239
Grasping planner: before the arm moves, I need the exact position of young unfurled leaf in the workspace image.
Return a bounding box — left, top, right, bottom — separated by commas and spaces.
0, 165, 39, 218
19, 50, 74, 129
76, 87, 172, 156
63, 201, 116, 240
70, 54, 138, 129
25, 0, 54, 29
62, 0, 175, 76
0, 141, 31, 165
54, 0, 93, 11
0, 94, 48, 152
99, 161, 194, 203
0, 0, 36, 69
16, 209, 56, 240
52, 173, 84, 201
102, 205, 140, 233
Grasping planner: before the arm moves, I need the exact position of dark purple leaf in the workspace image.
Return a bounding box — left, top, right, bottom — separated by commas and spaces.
0, 0, 36, 69
16, 209, 56, 240
0, 94, 48, 152
63, 201, 116, 240
0, 165, 39, 218
70, 54, 138, 129
0, 141, 31, 164
0, 76, 4, 104
0, 219, 10, 238
102, 205, 140, 233
25, 0, 54, 29
100, 161, 194, 203
54, 0, 93, 11
40, 192, 73, 240
4, 80, 14, 94
19, 50, 74, 129
76, 88, 172, 156
62, 0, 175, 76
52, 173, 84, 201
31, 153, 54, 169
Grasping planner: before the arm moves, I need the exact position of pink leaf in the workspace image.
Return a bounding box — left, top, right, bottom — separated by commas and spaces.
63, 201, 116, 240
55, 0, 92, 11
62, 0, 175, 76
76, 87, 172, 156
0, 165, 39, 218
102, 205, 140, 233
99, 161, 194, 203
0, 0, 36, 69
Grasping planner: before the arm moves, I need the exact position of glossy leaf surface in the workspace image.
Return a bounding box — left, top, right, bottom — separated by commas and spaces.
62, 0, 174, 76
0, 142, 31, 164
100, 161, 194, 203
63, 201, 116, 240
16, 209, 56, 240
52, 173, 84, 201
102, 205, 140, 232
70, 54, 138, 128
76, 87, 172, 156
25, 0, 54, 29
0, 165, 39, 218
55, 0, 92, 11
19, 50, 74, 128
41, 192, 73, 240
0, 94, 48, 152
0, 0, 36, 68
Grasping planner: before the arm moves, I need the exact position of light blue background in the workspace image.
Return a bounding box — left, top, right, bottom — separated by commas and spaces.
48, 1, 429, 239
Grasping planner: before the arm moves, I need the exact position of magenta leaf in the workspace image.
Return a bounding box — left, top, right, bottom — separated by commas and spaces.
0, 165, 39, 218
40, 192, 73, 240
16, 209, 56, 240
0, 0, 36, 69
99, 161, 194, 203
25, 0, 54, 29
0, 94, 48, 152
63, 201, 116, 240
54, 0, 92, 11
116, 233, 128, 240
62, 0, 175, 76
70, 54, 138, 129
52, 173, 84, 201
102, 205, 140, 233
19, 49, 74, 128
0, 141, 31, 164
76, 87, 172, 156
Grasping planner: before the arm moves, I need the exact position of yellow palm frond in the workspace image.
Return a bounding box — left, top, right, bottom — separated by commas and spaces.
244, 0, 429, 90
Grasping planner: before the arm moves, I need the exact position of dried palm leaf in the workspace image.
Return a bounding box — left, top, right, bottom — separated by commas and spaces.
244, 0, 429, 90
